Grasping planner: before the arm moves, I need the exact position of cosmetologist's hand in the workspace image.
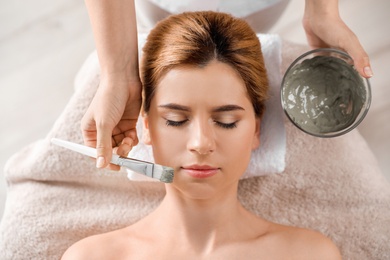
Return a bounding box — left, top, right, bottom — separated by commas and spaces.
81, 74, 142, 170
303, 1, 373, 78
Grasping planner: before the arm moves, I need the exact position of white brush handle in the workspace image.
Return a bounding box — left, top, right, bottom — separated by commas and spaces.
51, 138, 120, 162
51, 138, 174, 183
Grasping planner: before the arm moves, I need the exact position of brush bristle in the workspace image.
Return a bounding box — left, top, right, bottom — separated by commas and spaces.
153, 165, 174, 183
159, 167, 174, 183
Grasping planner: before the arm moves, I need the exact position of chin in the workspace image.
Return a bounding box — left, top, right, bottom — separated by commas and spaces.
174, 186, 221, 201
169, 174, 239, 200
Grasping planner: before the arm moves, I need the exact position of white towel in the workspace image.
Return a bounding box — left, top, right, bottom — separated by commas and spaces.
146, 0, 281, 17
128, 33, 285, 181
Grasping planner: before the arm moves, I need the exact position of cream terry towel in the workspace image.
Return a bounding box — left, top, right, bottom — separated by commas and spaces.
1, 38, 389, 260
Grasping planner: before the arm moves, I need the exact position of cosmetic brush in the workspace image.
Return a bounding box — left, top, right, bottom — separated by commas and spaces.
51, 138, 174, 183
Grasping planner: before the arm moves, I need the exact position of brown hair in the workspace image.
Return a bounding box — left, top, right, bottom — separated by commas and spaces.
141, 11, 268, 118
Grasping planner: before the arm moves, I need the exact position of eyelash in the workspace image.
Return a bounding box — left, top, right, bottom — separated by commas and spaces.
165, 119, 237, 129
215, 121, 237, 129
165, 119, 188, 127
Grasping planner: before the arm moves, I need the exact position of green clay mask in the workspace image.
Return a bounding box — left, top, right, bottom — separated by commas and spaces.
281, 49, 371, 137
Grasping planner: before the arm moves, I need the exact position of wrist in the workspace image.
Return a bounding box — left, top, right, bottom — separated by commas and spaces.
304, 0, 339, 19
100, 64, 141, 86
100, 58, 140, 80
98, 70, 141, 97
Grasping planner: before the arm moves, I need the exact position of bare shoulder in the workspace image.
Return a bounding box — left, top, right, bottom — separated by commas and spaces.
61, 228, 130, 260
266, 223, 342, 260
293, 227, 342, 260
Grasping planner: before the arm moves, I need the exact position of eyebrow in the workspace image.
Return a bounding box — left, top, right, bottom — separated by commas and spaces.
212, 104, 245, 113
158, 103, 190, 112
158, 103, 245, 112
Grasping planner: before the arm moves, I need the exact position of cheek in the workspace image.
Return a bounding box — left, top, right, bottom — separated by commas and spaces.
218, 122, 258, 166
227, 134, 253, 159
148, 121, 185, 165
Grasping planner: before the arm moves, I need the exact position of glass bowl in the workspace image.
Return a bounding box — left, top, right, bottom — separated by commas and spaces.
281, 48, 371, 138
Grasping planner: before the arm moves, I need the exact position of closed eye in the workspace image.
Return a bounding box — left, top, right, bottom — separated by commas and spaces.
215, 121, 237, 129
165, 119, 188, 127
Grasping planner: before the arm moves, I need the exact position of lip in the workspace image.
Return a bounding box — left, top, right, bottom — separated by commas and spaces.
181, 165, 220, 179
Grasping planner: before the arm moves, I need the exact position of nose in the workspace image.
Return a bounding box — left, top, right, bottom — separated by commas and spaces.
187, 119, 216, 155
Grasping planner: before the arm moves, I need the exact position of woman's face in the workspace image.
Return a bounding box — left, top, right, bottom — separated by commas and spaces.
143, 60, 260, 199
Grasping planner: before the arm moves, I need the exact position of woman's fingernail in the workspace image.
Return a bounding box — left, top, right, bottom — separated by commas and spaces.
364, 66, 373, 77
96, 156, 105, 168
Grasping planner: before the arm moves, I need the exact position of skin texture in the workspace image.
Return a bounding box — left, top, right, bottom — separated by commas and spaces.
81, 0, 372, 170
62, 61, 342, 260
81, 0, 142, 170
144, 61, 260, 200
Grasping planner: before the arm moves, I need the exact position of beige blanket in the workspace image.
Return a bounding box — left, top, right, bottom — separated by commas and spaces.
1, 40, 389, 260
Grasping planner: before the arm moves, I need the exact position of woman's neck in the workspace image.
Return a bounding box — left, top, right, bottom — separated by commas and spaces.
142, 183, 263, 254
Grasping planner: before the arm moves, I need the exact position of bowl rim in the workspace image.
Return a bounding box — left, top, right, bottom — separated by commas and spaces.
280, 48, 372, 138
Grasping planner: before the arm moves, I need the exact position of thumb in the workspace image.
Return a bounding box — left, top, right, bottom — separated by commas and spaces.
343, 35, 373, 78
350, 48, 373, 78
95, 126, 113, 168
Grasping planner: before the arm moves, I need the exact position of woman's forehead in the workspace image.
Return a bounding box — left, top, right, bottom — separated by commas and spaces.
150, 61, 253, 111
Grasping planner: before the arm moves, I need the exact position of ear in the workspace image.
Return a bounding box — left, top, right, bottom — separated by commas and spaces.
252, 118, 261, 150
142, 115, 152, 145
